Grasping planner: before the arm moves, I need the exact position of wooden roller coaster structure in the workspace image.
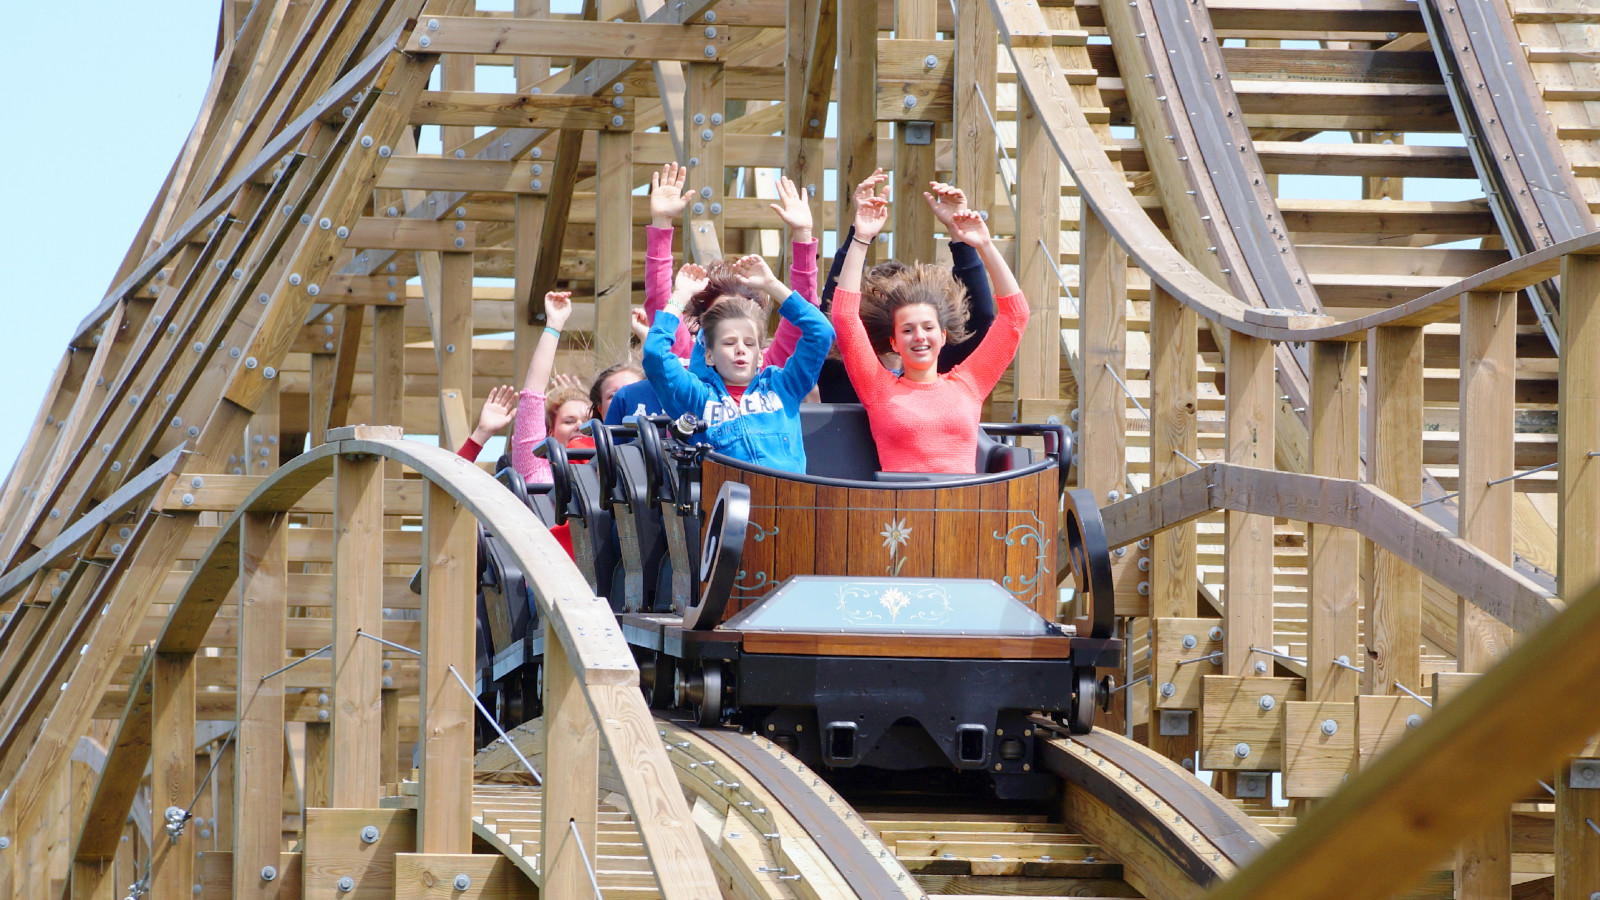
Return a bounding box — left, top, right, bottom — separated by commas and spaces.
5, 0, 1600, 898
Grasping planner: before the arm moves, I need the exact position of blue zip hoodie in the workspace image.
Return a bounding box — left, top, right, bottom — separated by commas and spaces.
642, 291, 834, 473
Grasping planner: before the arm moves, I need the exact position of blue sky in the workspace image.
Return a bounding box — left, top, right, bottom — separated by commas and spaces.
0, 4, 219, 477
0, 8, 1479, 480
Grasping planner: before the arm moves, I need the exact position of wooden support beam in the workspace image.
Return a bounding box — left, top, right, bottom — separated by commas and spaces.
530, 129, 585, 307
1366, 326, 1423, 696
955, 0, 998, 218
512, 194, 547, 381
149, 653, 196, 899
1014, 87, 1061, 405
332, 453, 383, 808
1224, 332, 1275, 677
540, 635, 600, 898
418, 484, 474, 853
403, 16, 736, 61
1556, 254, 1600, 900
783, 0, 834, 276
234, 511, 287, 898
411, 91, 632, 131
892, 0, 936, 264
371, 307, 405, 431
1149, 285, 1198, 621
1455, 289, 1515, 900
302, 723, 331, 809
684, 62, 727, 259
437, 251, 474, 445
594, 129, 635, 367
836, 0, 877, 236
1077, 212, 1126, 505
1309, 341, 1360, 702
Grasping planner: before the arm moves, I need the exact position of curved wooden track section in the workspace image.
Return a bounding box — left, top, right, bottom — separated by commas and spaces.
475, 716, 1271, 900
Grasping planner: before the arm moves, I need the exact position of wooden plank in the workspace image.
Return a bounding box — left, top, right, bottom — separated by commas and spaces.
529, 129, 585, 306
770, 478, 815, 586
393, 853, 531, 898
197, 851, 303, 900
954, 0, 997, 214
892, 0, 937, 265
1308, 341, 1360, 702
1283, 700, 1355, 799
303, 808, 416, 899
332, 454, 384, 807
410, 91, 630, 130
438, 251, 475, 444
1152, 617, 1224, 710
933, 485, 979, 580
234, 511, 287, 899
1224, 333, 1274, 677
1355, 695, 1431, 769
1367, 326, 1424, 697
304, 722, 331, 809
1200, 675, 1305, 770
783, 0, 834, 278
419, 484, 475, 854
1559, 254, 1600, 600
404, 16, 736, 61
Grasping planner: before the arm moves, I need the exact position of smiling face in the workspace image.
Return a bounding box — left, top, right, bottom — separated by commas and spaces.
550, 400, 591, 445
706, 315, 763, 387
596, 370, 641, 420
891, 303, 945, 374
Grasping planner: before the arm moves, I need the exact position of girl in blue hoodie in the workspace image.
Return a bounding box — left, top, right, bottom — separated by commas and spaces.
643, 256, 834, 473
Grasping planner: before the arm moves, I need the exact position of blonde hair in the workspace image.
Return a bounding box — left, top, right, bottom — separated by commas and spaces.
546, 385, 592, 432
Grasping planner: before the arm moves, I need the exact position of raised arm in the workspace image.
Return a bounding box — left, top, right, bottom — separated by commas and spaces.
733, 254, 833, 400
510, 291, 572, 482
647, 162, 695, 357
460, 384, 518, 462
642, 264, 714, 418
763, 175, 822, 368
946, 209, 1029, 395
923, 183, 996, 369
831, 170, 895, 398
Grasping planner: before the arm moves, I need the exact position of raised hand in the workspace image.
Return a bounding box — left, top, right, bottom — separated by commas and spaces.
544, 291, 573, 330
852, 168, 890, 241
630, 307, 651, 342
922, 181, 968, 233
946, 208, 992, 248
472, 384, 518, 443
731, 254, 786, 299
551, 372, 584, 393
670, 262, 709, 311
768, 176, 813, 241
649, 162, 692, 227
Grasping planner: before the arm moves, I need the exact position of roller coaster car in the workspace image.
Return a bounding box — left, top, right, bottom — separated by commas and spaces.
607, 404, 1119, 801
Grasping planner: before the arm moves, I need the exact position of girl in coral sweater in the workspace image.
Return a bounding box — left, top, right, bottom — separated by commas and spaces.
831, 169, 1030, 474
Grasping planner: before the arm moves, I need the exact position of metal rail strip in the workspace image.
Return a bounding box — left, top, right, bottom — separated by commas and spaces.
1417, 0, 1593, 354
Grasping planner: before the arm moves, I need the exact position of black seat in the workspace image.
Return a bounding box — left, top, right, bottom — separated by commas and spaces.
798, 403, 1036, 480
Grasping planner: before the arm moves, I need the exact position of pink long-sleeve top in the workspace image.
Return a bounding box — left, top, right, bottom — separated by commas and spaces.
831, 288, 1030, 474
510, 390, 552, 483
645, 225, 819, 366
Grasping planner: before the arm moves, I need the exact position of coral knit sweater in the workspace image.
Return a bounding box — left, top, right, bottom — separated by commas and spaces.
831, 288, 1030, 474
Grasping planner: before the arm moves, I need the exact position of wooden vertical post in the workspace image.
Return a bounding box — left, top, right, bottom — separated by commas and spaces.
1366, 325, 1424, 696
440, 54, 473, 155
213, 740, 235, 851
332, 453, 384, 808
1557, 254, 1600, 900
1308, 340, 1361, 702
954, 0, 997, 214
595, 129, 635, 367
438, 250, 474, 448
893, 0, 936, 264
372, 307, 405, 431
380, 688, 401, 786
302, 724, 331, 809
418, 483, 474, 853
1224, 331, 1275, 676
513, 0, 550, 91
1149, 285, 1198, 618
784, 0, 833, 274
684, 63, 726, 258
541, 636, 599, 899
513, 195, 548, 385
836, 0, 877, 237
1077, 212, 1126, 503
1454, 290, 1514, 898
234, 511, 287, 898
1014, 88, 1061, 405
150, 653, 196, 899
309, 348, 336, 446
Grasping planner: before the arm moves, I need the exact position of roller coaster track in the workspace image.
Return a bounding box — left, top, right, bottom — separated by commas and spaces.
1417, 0, 1595, 354
474, 715, 1273, 900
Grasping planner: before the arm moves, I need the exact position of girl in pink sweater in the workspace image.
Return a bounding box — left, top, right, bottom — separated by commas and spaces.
831, 170, 1030, 474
